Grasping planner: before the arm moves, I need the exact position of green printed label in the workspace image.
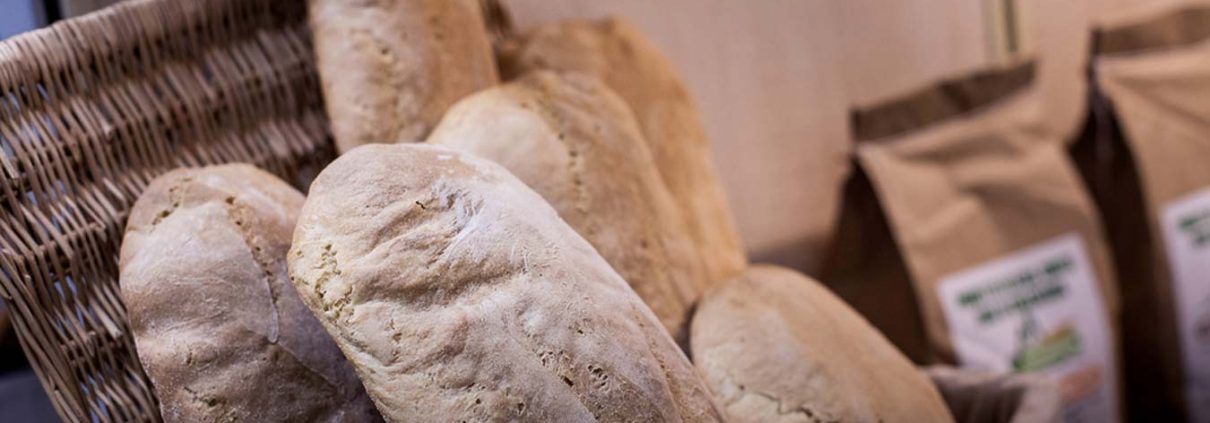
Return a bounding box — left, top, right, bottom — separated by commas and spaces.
1161, 188, 1210, 422
937, 234, 1117, 423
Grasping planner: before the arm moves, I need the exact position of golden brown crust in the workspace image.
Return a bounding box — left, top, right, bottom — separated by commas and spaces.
120, 164, 380, 422
498, 17, 747, 285
692, 265, 953, 423
427, 71, 706, 345
310, 0, 498, 152
289, 144, 724, 422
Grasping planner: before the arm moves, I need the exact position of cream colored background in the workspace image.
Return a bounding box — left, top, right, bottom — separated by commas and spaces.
501, 0, 849, 273
503, 0, 1108, 274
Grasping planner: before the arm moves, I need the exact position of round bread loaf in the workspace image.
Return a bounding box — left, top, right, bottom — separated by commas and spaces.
498, 17, 747, 285
310, 0, 498, 152
119, 165, 380, 422
427, 70, 707, 345
288, 143, 724, 422
691, 265, 953, 423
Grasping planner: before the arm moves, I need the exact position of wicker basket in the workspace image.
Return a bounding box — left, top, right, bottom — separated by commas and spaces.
0, 0, 335, 421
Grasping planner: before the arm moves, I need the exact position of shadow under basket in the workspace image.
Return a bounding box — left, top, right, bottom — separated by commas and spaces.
0, 0, 336, 421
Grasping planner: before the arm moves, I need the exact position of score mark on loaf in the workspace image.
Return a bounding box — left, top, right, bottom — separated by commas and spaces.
287, 144, 723, 422
119, 165, 380, 422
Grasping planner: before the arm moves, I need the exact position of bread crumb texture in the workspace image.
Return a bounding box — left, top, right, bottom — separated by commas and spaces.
428, 71, 707, 346
691, 265, 954, 423
119, 164, 380, 422
310, 0, 499, 152
499, 18, 748, 286
288, 144, 723, 422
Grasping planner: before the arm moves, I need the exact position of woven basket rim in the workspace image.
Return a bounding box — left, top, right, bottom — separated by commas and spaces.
0, 0, 334, 421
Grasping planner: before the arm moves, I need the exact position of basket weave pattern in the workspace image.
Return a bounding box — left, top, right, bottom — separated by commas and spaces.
0, 0, 335, 421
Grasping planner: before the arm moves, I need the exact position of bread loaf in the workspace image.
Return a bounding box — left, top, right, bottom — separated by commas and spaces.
119, 165, 380, 422
498, 18, 747, 284
427, 71, 706, 344
310, 0, 498, 152
691, 265, 952, 423
288, 143, 724, 422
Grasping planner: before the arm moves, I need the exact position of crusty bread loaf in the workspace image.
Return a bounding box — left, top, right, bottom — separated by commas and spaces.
427, 70, 707, 345
288, 144, 724, 422
498, 18, 747, 284
119, 165, 380, 422
310, 0, 498, 152
691, 265, 952, 423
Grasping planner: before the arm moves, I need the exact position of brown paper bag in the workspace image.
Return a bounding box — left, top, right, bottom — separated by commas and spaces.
1072, 5, 1210, 421
824, 61, 1121, 423
927, 365, 1062, 423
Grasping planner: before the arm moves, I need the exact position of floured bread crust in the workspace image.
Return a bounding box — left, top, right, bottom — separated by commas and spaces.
310, 0, 498, 152
288, 144, 724, 422
119, 164, 380, 422
691, 265, 952, 423
427, 71, 707, 345
499, 17, 747, 285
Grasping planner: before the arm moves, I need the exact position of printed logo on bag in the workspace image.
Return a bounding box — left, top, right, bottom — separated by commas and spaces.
1177, 210, 1210, 247
938, 233, 1118, 423
1161, 187, 1210, 422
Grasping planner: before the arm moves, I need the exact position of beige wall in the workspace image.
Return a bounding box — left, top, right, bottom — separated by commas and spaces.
842, 0, 1092, 138
502, 0, 1095, 275
503, 0, 851, 273
839, 0, 989, 107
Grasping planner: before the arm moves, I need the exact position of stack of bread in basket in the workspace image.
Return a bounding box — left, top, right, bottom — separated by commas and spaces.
116, 1, 1058, 421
